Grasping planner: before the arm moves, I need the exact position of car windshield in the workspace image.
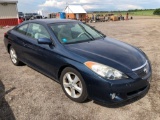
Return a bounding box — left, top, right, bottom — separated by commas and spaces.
50, 22, 106, 44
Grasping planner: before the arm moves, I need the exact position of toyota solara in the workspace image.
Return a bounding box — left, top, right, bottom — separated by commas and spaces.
4, 19, 152, 104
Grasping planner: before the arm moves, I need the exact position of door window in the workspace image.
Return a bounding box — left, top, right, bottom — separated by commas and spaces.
26, 23, 50, 40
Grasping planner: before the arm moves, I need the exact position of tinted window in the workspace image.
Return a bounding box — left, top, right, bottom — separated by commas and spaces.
26, 23, 50, 39
16, 24, 28, 35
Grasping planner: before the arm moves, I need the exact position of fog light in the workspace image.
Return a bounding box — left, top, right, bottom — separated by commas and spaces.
110, 93, 116, 99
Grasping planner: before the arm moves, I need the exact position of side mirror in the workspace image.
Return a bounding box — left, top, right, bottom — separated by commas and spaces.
37, 38, 52, 45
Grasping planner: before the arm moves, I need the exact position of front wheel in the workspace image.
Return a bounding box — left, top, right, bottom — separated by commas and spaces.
60, 67, 88, 103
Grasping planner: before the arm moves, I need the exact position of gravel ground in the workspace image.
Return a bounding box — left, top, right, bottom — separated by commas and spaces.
0, 17, 160, 120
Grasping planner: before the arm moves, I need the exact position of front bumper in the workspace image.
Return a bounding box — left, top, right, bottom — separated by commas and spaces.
81, 68, 151, 105
108, 83, 150, 104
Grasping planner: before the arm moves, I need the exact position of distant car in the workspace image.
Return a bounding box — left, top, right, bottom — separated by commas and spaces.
32, 13, 42, 19
24, 13, 33, 20
3, 19, 152, 104
33, 13, 38, 16
18, 12, 24, 18
33, 15, 43, 19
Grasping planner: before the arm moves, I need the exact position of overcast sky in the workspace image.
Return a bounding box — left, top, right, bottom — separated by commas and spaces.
17, 0, 160, 13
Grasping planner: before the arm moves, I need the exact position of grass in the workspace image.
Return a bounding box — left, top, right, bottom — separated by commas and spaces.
120, 10, 155, 16
91, 9, 155, 16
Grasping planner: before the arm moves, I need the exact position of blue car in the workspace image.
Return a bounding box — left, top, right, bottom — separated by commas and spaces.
4, 19, 152, 104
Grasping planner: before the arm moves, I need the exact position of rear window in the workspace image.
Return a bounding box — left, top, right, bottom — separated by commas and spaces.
26, 23, 50, 40
16, 24, 28, 35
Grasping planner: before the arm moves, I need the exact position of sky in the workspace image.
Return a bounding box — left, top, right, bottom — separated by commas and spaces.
17, 0, 160, 13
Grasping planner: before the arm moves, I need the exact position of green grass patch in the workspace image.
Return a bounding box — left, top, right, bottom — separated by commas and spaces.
91, 9, 155, 16
120, 10, 154, 16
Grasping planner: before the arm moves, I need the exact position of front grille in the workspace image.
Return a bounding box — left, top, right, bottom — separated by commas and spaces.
127, 86, 147, 96
133, 61, 150, 78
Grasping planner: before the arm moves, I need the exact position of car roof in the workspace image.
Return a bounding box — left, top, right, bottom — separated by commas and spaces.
23, 19, 79, 24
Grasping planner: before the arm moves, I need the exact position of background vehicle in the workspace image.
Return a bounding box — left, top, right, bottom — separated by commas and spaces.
33, 13, 38, 16
18, 12, 24, 18
24, 13, 33, 20
33, 15, 43, 19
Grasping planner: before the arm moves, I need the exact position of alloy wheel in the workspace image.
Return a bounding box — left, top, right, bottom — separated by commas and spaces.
63, 72, 83, 98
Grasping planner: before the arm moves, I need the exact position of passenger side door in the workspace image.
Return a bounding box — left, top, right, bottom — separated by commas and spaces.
24, 23, 58, 78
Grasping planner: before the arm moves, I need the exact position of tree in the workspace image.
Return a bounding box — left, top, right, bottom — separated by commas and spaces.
153, 8, 160, 15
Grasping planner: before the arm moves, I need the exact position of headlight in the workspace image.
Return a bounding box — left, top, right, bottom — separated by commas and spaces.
84, 61, 128, 80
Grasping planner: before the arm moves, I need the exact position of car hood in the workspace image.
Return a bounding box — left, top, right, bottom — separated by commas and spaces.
64, 37, 147, 73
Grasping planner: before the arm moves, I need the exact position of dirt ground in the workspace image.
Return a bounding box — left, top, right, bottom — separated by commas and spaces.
0, 16, 160, 120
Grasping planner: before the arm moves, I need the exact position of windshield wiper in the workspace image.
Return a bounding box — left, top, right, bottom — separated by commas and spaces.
79, 24, 95, 40
91, 27, 106, 39
86, 24, 106, 39
97, 30, 106, 39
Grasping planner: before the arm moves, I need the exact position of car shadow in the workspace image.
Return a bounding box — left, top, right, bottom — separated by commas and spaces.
0, 80, 16, 120
93, 88, 149, 108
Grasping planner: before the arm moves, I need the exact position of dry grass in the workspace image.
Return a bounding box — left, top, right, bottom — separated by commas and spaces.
0, 17, 160, 120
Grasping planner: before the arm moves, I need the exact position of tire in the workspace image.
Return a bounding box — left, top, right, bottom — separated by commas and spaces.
9, 46, 22, 66
60, 67, 88, 103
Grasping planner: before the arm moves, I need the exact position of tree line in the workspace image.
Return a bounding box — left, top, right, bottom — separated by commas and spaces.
153, 8, 160, 15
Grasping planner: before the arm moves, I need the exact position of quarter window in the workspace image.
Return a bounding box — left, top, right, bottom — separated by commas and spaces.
26, 23, 50, 40
16, 24, 28, 35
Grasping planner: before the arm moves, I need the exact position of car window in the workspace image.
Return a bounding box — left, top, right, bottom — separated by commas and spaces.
26, 23, 50, 40
16, 24, 28, 35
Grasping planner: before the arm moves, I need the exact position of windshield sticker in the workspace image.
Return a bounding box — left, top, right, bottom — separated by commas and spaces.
62, 38, 67, 43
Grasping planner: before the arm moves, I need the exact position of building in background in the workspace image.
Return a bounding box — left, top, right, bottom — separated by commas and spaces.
48, 13, 57, 18
0, 0, 18, 26
64, 5, 86, 21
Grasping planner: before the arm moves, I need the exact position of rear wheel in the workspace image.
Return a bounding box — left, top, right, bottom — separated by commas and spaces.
60, 67, 88, 103
9, 47, 22, 66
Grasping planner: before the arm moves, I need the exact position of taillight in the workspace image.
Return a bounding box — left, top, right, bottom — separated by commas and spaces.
4, 32, 8, 38
4, 33, 7, 36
